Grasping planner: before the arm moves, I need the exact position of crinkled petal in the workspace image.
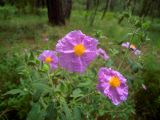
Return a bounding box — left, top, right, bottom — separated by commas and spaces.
81, 51, 97, 66
56, 30, 98, 73
97, 82, 110, 93
38, 54, 45, 61
38, 50, 52, 61
56, 31, 85, 52
97, 48, 109, 61
59, 53, 86, 73
97, 67, 128, 105
50, 63, 58, 70
116, 84, 128, 101
98, 69, 111, 82
38, 50, 58, 70
66, 30, 85, 44
83, 36, 98, 51
122, 42, 130, 48
134, 49, 141, 55
56, 38, 75, 52
106, 87, 121, 105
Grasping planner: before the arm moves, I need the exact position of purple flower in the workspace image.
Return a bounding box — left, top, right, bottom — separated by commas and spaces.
121, 42, 141, 55
122, 42, 130, 49
97, 67, 128, 105
56, 30, 98, 73
97, 48, 109, 61
38, 50, 58, 70
134, 49, 141, 55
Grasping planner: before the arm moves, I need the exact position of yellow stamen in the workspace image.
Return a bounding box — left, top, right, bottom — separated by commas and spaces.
109, 76, 120, 88
74, 44, 86, 56
45, 57, 52, 63
130, 44, 136, 49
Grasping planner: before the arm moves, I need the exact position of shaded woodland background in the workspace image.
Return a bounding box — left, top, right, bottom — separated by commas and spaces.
0, 0, 160, 120
1, 0, 160, 25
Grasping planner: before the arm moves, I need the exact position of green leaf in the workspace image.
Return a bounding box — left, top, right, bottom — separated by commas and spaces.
27, 60, 36, 66
45, 102, 57, 120
142, 21, 151, 30
135, 20, 142, 28
78, 80, 92, 87
105, 59, 113, 67
27, 103, 45, 120
33, 88, 43, 102
3, 89, 25, 96
32, 82, 52, 96
70, 89, 83, 98
60, 113, 66, 120
32, 82, 51, 91
62, 102, 72, 120
41, 64, 49, 72
131, 64, 139, 73
73, 107, 81, 120
109, 48, 119, 56
123, 12, 129, 18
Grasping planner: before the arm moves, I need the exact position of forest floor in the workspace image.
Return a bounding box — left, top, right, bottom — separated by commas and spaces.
0, 8, 159, 54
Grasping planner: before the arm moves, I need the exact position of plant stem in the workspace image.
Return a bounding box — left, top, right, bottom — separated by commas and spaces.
118, 30, 136, 70
76, 91, 97, 102
48, 70, 54, 87
40, 97, 47, 109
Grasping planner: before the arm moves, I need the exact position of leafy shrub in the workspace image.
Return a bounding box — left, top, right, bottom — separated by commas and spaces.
134, 54, 160, 120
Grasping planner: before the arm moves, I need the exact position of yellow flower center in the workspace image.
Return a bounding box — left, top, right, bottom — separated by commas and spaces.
74, 44, 86, 56
45, 57, 52, 63
130, 44, 136, 49
109, 76, 120, 88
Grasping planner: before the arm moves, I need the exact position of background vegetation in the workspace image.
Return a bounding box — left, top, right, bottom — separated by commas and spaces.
0, 0, 160, 120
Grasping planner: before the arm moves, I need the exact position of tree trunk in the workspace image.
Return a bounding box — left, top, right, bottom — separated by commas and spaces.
64, 0, 72, 19
35, 0, 46, 8
86, 0, 91, 10
101, 0, 115, 19
0, 0, 5, 6
140, 0, 152, 17
46, 0, 65, 25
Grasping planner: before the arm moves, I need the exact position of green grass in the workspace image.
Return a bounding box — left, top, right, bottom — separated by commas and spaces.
0, 8, 159, 52
0, 6, 160, 52
0, 8, 132, 52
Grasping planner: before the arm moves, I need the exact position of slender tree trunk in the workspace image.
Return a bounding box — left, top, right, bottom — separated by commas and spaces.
46, 0, 65, 25
64, 0, 72, 19
86, 0, 91, 10
89, 0, 99, 26
0, 0, 5, 6
35, 0, 40, 8
42, 0, 46, 8
101, 0, 109, 19
101, 0, 114, 19
131, 0, 136, 14
35, 0, 46, 8
140, 0, 153, 17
